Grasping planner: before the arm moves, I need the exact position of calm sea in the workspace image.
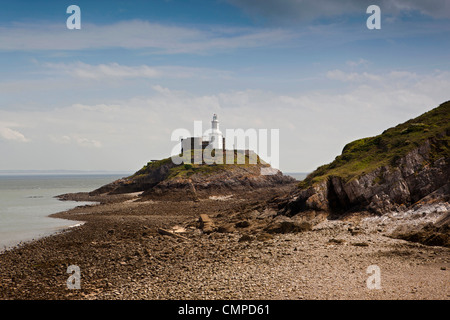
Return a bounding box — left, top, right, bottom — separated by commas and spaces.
0, 174, 126, 252
285, 172, 308, 181
0, 172, 305, 252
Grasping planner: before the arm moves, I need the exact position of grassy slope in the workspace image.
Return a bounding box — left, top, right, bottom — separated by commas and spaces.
132, 150, 267, 180
300, 101, 450, 188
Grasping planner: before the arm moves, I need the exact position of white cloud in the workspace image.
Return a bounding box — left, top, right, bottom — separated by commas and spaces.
0, 69, 448, 172
227, 0, 450, 22
0, 127, 29, 143
346, 58, 370, 68
50, 135, 71, 144
42, 62, 234, 81
326, 69, 382, 82
45, 62, 159, 80
388, 71, 418, 79
72, 103, 121, 113
49, 134, 101, 148
75, 137, 102, 148
325, 69, 448, 88
0, 21, 295, 53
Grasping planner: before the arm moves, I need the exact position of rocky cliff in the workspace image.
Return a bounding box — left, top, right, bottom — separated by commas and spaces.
89, 152, 296, 199
278, 101, 450, 217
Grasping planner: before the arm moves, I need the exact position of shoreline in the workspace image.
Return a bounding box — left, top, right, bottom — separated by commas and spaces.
0, 173, 126, 254
0, 200, 94, 254
0, 221, 86, 255
0, 187, 448, 300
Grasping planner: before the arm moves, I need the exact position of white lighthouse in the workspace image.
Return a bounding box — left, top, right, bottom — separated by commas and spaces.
209, 113, 223, 150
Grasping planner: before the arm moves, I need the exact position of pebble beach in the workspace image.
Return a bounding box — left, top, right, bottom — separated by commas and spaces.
0, 188, 448, 300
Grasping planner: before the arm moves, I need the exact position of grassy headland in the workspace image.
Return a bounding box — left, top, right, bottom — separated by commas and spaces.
299, 101, 450, 188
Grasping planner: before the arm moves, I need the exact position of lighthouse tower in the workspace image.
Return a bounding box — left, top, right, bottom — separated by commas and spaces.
209, 113, 223, 150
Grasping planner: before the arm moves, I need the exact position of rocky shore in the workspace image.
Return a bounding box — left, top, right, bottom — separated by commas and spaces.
1, 102, 449, 300
0, 186, 448, 300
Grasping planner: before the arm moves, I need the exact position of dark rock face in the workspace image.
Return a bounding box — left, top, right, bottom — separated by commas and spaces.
88, 161, 177, 196
158, 165, 294, 189
89, 161, 296, 199
279, 138, 449, 217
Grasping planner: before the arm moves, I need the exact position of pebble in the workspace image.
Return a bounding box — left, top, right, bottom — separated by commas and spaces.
0, 189, 448, 300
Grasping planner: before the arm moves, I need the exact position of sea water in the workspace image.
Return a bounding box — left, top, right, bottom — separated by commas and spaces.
285, 172, 308, 181
0, 172, 306, 252
0, 174, 125, 252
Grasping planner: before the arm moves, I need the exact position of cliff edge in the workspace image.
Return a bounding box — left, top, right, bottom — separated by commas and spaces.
279, 101, 449, 217
88, 150, 296, 200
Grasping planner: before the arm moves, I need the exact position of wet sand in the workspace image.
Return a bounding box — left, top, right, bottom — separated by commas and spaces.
0, 187, 448, 300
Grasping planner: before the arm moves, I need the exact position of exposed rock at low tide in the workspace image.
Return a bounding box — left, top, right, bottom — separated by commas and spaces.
279, 141, 449, 217
278, 102, 449, 219
82, 160, 296, 201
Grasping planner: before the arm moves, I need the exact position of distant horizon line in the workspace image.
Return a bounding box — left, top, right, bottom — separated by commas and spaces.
0, 169, 134, 175
0, 169, 310, 175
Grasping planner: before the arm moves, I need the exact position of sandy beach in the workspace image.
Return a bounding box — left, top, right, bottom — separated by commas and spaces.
0, 186, 448, 300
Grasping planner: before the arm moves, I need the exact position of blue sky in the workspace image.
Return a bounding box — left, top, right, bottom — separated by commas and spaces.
1, 0, 450, 172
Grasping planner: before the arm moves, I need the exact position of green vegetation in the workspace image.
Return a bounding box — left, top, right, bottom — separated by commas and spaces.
299, 101, 450, 188
131, 149, 267, 181
133, 157, 173, 176
167, 162, 229, 179
183, 163, 193, 170
166, 149, 266, 179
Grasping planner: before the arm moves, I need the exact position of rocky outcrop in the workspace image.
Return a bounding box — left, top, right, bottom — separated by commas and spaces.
89, 159, 296, 199
89, 160, 177, 196
279, 134, 449, 217
278, 101, 450, 219
152, 165, 294, 193
391, 210, 450, 247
